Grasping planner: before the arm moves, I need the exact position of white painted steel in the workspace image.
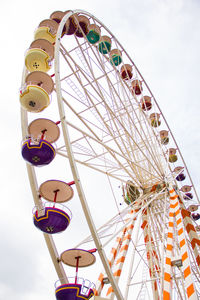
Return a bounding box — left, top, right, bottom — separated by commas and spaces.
54, 11, 124, 300
20, 9, 200, 300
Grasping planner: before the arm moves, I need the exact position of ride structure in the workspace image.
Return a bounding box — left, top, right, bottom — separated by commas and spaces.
20, 9, 200, 300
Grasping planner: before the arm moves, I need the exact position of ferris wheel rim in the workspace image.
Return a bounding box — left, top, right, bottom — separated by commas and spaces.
54, 9, 126, 300
54, 12, 200, 299
20, 9, 200, 300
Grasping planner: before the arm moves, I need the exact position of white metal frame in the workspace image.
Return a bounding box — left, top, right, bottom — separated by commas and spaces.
20, 9, 200, 300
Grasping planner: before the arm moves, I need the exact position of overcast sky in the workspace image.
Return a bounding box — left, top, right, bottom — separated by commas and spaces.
1, 0, 200, 299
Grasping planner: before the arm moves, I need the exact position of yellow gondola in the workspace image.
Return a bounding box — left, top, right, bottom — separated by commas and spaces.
34, 26, 56, 43
168, 148, 178, 163
25, 48, 51, 72
20, 85, 50, 112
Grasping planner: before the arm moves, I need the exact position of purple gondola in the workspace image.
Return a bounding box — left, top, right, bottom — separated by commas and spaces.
55, 249, 96, 300
192, 213, 200, 221
176, 173, 186, 181
55, 283, 94, 300
21, 138, 55, 166
183, 193, 193, 200
33, 204, 71, 234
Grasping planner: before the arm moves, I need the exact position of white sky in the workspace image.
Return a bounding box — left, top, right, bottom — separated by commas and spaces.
0, 0, 200, 299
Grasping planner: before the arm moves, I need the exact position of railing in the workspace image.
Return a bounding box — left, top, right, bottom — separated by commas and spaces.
55, 276, 95, 295
33, 202, 72, 220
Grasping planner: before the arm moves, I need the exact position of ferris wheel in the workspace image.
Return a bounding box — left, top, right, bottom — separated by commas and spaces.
20, 9, 200, 300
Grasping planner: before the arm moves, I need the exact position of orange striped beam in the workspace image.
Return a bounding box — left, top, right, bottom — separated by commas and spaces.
95, 207, 138, 297
142, 209, 160, 271
106, 211, 136, 298
168, 187, 197, 300
163, 190, 178, 300
180, 205, 200, 268
94, 229, 125, 296
141, 208, 160, 300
